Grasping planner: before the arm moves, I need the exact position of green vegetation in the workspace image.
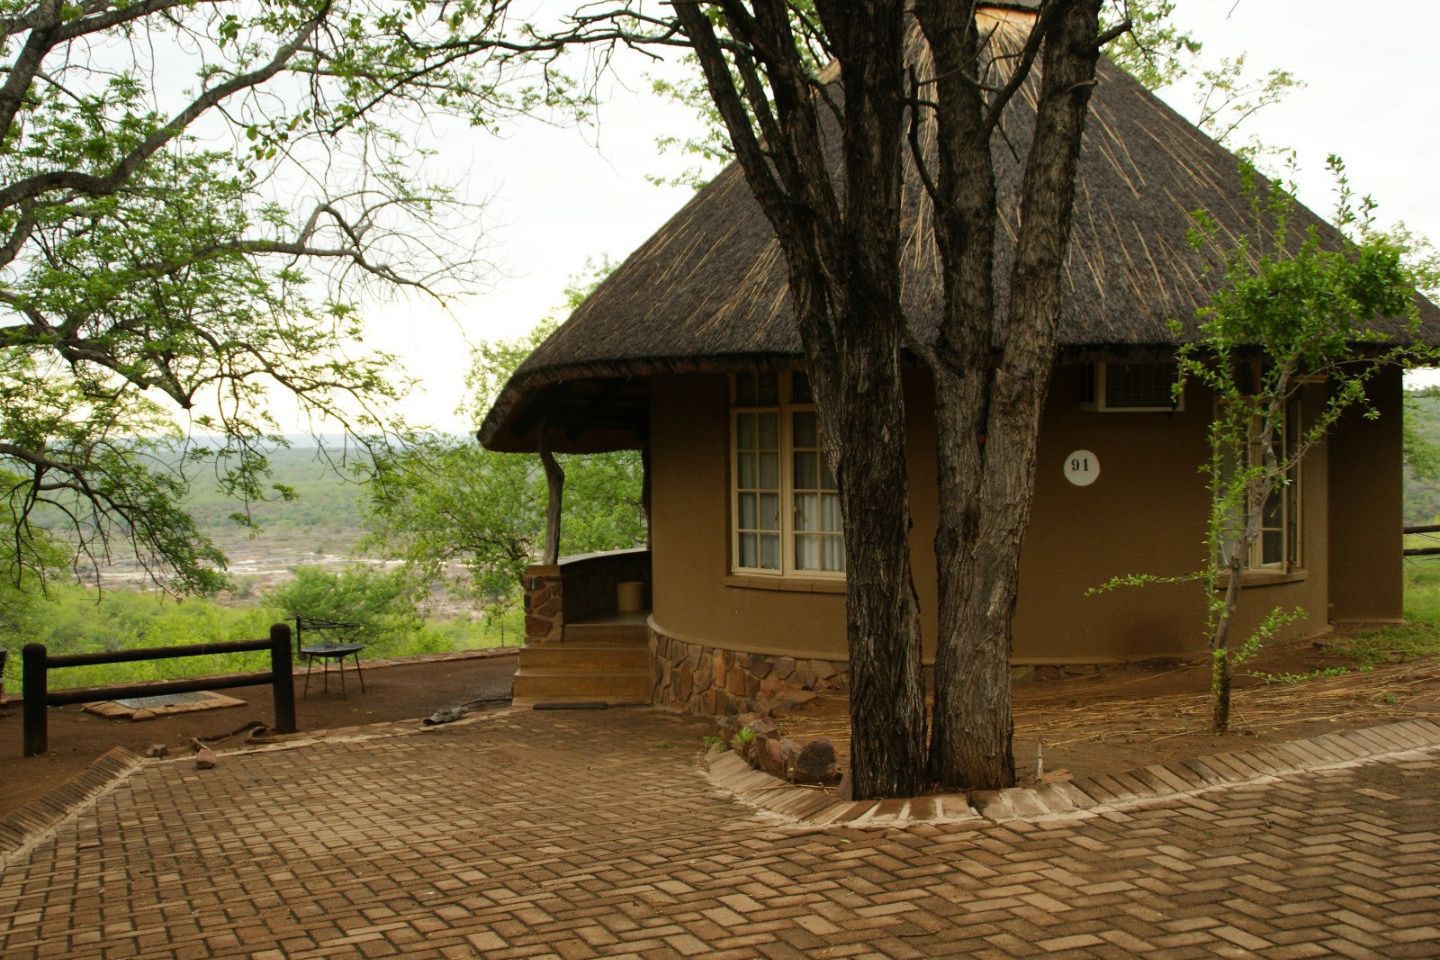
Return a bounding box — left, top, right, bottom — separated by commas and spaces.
1, 581, 520, 693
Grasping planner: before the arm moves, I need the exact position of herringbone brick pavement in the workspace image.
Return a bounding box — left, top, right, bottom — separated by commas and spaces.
0, 709, 1436, 959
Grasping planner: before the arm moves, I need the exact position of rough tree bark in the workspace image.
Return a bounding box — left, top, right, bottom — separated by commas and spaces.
538, 424, 565, 565
675, 0, 926, 798
915, 0, 1105, 790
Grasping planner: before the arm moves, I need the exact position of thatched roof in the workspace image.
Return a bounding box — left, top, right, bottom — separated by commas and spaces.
481, 11, 1440, 452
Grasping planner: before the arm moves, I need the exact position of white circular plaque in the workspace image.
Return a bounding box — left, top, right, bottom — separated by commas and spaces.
1064, 450, 1100, 487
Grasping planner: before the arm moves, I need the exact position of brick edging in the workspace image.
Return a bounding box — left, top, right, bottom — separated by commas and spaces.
0, 746, 142, 866
703, 717, 1440, 829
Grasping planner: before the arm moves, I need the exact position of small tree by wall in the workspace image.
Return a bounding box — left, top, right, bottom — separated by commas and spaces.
1179, 159, 1433, 732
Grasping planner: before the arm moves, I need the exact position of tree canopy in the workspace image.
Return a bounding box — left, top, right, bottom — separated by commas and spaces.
0, 0, 577, 593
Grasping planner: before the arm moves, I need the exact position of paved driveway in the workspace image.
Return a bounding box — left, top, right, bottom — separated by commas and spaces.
0, 708, 1436, 959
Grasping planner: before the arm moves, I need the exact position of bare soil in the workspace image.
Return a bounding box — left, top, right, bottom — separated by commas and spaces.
0, 650, 519, 819
778, 627, 1440, 787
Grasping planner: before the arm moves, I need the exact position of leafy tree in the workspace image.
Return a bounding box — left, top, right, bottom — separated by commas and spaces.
1178, 160, 1431, 732
365, 289, 645, 620
0, 0, 579, 593
269, 564, 425, 650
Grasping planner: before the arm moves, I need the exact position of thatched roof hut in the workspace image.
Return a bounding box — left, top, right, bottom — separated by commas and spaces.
480, 13, 1439, 453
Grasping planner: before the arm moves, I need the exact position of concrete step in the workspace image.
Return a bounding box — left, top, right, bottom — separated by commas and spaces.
519, 644, 649, 671
562, 622, 648, 645
512, 668, 651, 703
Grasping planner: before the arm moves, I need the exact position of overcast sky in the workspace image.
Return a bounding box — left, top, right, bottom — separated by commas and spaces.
362, 0, 1440, 432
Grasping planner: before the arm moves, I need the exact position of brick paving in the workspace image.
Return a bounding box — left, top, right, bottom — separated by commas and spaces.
0, 708, 1437, 959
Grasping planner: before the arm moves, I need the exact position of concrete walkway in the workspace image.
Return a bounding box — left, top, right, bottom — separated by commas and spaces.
0, 708, 1437, 959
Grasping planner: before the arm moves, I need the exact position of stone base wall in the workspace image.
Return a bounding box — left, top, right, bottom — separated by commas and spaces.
523, 565, 563, 643
649, 624, 848, 716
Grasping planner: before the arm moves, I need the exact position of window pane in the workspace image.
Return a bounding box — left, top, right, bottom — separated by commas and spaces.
821, 494, 842, 533
736, 413, 755, 449
1262, 530, 1283, 565
739, 533, 757, 568
738, 493, 756, 530
795, 534, 819, 570
755, 372, 779, 406
824, 536, 845, 572
793, 451, 818, 489
735, 374, 755, 406
758, 412, 778, 450
792, 410, 818, 448
759, 493, 780, 530
1263, 488, 1282, 526
791, 372, 812, 404
795, 493, 819, 532
737, 452, 755, 489
820, 456, 836, 490
759, 452, 779, 488
759, 534, 780, 569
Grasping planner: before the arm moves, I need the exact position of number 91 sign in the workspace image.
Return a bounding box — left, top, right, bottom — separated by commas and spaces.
1064, 450, 1099, 487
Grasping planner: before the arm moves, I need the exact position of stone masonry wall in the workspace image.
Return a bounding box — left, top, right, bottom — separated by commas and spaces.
649, 623, 847, 716
523, 565, 563, 643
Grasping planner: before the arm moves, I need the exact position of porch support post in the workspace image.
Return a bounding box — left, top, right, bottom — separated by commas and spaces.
641, 443, 652, 551
537, 419, 565, 566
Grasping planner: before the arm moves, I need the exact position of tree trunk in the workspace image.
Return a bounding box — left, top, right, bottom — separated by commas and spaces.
676, 1, 927, 798
538, 426, 564, 566
922, 0, 1103, 790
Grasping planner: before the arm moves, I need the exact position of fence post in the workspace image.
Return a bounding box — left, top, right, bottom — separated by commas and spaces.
270, 623, 296, 734
22, 643, 47, 757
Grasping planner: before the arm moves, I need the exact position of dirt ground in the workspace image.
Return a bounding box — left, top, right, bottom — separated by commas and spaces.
0, 649, 519, 819
779, 627, 1440, 788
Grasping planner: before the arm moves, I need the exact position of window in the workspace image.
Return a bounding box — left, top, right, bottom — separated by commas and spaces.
731, 372, 844, 577
1220, 399, 1302, 572
1079, 361, 1182, 412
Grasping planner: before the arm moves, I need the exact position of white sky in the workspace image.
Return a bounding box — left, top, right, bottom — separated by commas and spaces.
360, 0, 1440, 432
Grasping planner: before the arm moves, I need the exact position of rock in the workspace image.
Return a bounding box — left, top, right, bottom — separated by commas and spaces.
194, 748, 218, 770
748, 654, 773, 679
790, 660, 817, 690
793, 738, 840, 785
812, 660, 837, 681
725, 668, 748, 697
772, 656, 797, 681
760, 737, 801, 779
715, 716, 741, 741
745, 717, 778, 741
766, 689, 817, 716
129, 709, 156, 722
144, 744, 169, 759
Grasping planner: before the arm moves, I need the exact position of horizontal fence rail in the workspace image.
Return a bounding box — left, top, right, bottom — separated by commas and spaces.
22, 624, 296, 757
1404, 524, 1440, 557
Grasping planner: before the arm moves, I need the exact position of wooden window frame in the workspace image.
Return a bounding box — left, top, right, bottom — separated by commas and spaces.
729, 372, 846, 581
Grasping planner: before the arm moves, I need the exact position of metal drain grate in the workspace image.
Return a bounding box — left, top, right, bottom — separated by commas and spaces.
113, 691, 214, 709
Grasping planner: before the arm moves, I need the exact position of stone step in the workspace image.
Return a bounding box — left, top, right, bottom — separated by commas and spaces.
519, 644, 649, 671
562, 622, 649, 645
512, 668, 651, 703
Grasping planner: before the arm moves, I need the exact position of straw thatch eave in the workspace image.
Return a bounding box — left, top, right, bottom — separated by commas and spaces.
480, 16, 1440, 453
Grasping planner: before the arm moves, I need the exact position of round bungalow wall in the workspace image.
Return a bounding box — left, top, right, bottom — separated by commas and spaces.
646, 365, 1404, 716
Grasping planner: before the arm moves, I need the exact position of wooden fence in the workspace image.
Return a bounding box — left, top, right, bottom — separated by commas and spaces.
1404, 524, 1440, 558
22, 623, 297, 757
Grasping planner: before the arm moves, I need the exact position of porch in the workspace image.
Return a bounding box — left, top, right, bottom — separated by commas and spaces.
513, 548, 653, 706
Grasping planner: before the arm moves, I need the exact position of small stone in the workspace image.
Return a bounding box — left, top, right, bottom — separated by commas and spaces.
745, 717, 779, 741
194, 748, 218, 770
748, 654, 773, 679
791, 661, 817, 689
812, 660, 837, 681
715, 716, 741, 741
772, 657, 797, 681
793, 738, 840, 785
129, 709, 156, 722
144, 744, 169, 759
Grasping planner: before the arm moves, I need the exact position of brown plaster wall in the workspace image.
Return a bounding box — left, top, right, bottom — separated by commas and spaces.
648, 366, 1349, 666
1328, 365, 1404, 621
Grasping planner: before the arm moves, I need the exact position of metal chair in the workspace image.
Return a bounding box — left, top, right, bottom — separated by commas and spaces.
293, 617, 366, 698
